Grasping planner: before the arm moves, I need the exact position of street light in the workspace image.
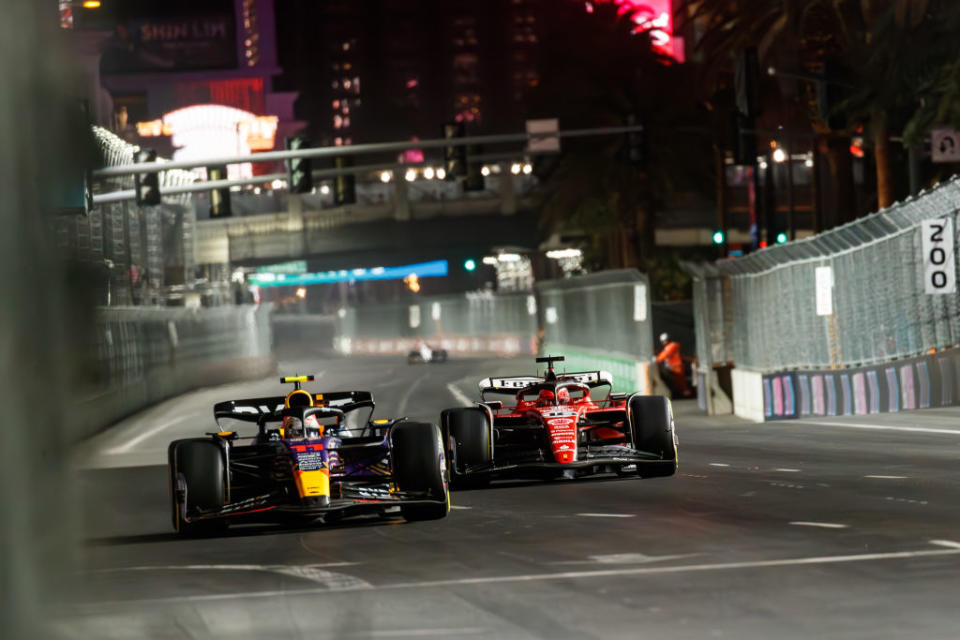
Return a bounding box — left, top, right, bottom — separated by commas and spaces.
379, 170, 392, 183
82, 0, 101, 8
522, 163, 533, 175
436, 168, 446, 180
772, 148, 787, 163
510, 163, 522, 175
295, 287, 307, 299
404, 168, 417, 182
481, 166, 491, 177
423, 167, 435, 180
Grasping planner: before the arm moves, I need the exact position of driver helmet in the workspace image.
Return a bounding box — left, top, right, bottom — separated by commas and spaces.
556, 387, 571, 405
537, 389, 556, 406
303, 414, 322, 439
659, 332, 670, 345
282, 416, 303, 440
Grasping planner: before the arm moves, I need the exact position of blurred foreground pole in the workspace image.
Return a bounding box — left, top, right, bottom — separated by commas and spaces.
0, 2, 87, 637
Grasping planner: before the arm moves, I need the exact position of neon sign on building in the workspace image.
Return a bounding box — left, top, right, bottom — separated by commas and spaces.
585, 0, 683, 62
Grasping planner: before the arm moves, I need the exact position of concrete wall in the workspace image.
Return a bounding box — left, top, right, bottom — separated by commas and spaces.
72, 305, 276, 441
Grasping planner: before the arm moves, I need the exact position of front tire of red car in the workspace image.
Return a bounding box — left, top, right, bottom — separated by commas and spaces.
628, 395, 678, 478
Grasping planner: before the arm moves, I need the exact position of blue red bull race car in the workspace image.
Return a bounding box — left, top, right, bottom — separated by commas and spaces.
440, 356, 677, 486
167, 376, 449, 535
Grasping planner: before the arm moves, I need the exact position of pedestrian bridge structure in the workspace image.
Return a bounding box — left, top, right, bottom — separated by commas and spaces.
194, 174, 539, 270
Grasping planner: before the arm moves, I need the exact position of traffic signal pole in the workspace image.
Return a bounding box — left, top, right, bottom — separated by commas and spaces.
92, 124, 643, 179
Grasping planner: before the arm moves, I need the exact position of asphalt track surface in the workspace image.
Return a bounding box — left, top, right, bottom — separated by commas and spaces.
63, 356, 960, 639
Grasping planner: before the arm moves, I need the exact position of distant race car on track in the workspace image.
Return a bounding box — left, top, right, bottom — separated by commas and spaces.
167, 376, 449, 535
408, 342, 448, 364
439, 356, 677, 486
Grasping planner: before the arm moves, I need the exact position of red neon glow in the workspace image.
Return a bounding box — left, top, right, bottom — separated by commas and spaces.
588, 0, 683, 62
849, 144, 864, 158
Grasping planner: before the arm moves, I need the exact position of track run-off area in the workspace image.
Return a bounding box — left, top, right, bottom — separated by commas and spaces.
64, 356, 960, 639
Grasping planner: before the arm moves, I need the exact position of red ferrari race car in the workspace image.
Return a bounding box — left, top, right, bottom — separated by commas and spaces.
440, 356, 677, 485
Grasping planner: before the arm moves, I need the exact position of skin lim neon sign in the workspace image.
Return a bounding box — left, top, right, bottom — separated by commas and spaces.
585, 0, 682, 62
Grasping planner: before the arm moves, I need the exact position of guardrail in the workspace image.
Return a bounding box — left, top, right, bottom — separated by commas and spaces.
328, 269, 667, 396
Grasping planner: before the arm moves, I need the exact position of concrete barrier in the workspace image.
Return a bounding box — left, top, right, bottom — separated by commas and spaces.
71, 305, 276, 441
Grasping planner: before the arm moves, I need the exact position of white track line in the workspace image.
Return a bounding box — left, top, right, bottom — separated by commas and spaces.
773, 468, 801, 473
930, 540, 960, 549
709, 463, 730, 467
789, 521, 848, 529
792, 420, 960, 436
358, 629, 489, 638
106, 416, 192, 454
396, 372, 429, 417
79, 543, 960, 607
865, 475, 908, 479
446, 383, 474, 407
577, 513, 636, 518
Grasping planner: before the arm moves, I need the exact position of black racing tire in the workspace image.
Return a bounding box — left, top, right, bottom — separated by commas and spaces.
435, 350, 448, 363
441, 407, 492, 489
391, 422, 450, 521
628, 395, 678, 478
169, 439, 228, 536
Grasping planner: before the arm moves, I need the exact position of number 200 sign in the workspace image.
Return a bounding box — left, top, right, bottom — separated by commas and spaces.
921, 218, 956, 294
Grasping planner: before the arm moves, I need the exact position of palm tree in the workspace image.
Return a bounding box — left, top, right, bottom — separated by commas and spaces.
530, 2, 713, 273
687, 0, 960, 210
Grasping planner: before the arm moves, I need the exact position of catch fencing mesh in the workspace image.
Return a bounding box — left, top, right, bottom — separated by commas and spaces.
688, 176, 960, 374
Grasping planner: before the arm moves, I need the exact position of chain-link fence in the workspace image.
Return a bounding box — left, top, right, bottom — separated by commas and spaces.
337, 291, 538, 357
55, 127, 198, 305
537, 270, 660, 393
688, 176, 960, 411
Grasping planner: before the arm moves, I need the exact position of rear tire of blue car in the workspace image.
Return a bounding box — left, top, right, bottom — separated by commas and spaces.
391, 422, 450, 521
441, 407, 491, 489
628, 395, 678, 479
169, 439, 229, 536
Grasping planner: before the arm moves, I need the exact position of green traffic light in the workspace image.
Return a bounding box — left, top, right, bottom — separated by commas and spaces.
776, 232, 788, 244
464, 259, 477, 271
712, 231, 725, 245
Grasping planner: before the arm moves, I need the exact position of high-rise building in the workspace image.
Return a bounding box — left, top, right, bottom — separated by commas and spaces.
276, 0, 552, 148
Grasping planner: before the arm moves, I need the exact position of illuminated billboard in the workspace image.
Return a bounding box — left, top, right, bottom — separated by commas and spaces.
586, 0, 683, 62
99, 0, 236, 74
137, 105, 279, 180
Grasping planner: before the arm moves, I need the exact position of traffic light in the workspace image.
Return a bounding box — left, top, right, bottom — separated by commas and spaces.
134, 148, 161, 206
623, 113, 646, 167
464, 143, 484, 191
776, 232, 788, 244
285, 136, 312, 194
207, 165, 231, 218
442, 122, 467, 179
735, 47, 761, 118
463, 258, 477, 271
333, 156, 356, 205
712, 230, 725, 245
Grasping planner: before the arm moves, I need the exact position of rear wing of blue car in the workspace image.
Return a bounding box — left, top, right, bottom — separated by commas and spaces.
214, 390, 375, 424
